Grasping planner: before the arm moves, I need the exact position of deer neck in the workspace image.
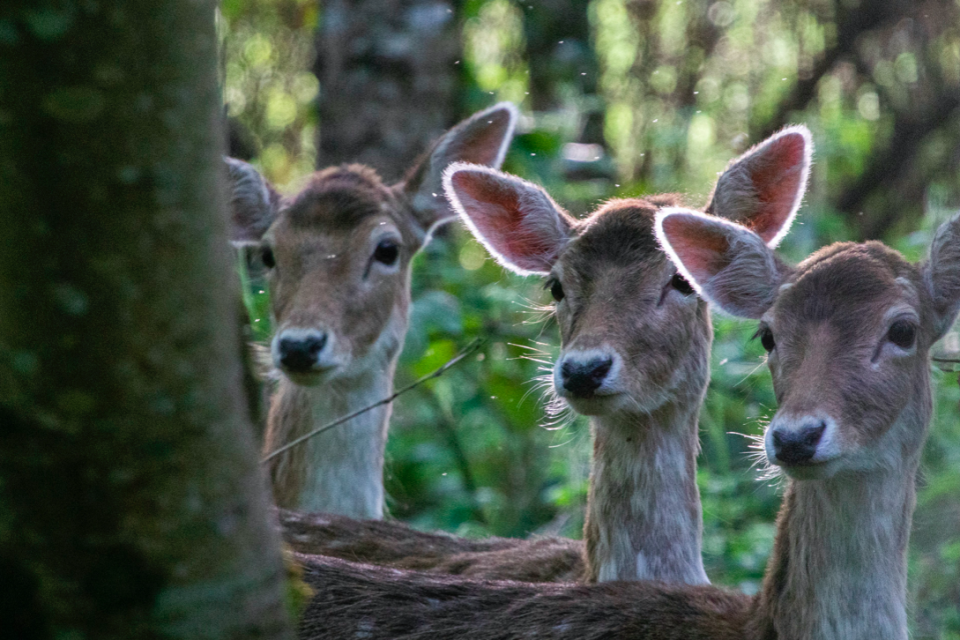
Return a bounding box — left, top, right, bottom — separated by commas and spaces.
584, 397, 708, 585
752, 404, 929, 640
264, 363, 396, 520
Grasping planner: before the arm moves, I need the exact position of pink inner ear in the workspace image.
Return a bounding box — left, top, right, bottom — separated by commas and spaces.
745, 132, 806, 243
662, 215, 733, 283
446, 108, 512, 168
452, 171, 558, 272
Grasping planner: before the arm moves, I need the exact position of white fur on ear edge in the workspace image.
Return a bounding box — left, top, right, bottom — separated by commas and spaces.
476, 102, 520, 171
655, 207, 721, 299
416, 103, 520, 244
442, 161, 568, 277
655, 206, 782, 317
751, 124, 813, 249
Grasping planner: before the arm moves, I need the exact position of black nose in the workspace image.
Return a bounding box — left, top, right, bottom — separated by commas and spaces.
772, 421, 826, 465
278, 333, 327, 373
561, 357, 613, 397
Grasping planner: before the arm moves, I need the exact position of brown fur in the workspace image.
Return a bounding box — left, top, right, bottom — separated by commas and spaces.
277, 509, 582, 581
260, 169, 415, 509
298, 554, 751, 640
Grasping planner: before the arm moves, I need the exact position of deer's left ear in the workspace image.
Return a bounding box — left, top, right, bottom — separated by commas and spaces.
656, 208, 790, 319
224, 157, 282, 246
923, 211, 960, 340
706, 125, 812, 248
399, 102, 518, 241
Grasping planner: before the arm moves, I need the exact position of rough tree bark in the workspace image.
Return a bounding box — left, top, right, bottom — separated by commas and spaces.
315, 0, 462, 180
0, 2, 293, 639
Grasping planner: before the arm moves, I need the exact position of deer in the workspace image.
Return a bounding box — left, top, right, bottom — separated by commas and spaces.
293, 201, 960, 639
225, 103, 518, 519
280, 126, 812, 585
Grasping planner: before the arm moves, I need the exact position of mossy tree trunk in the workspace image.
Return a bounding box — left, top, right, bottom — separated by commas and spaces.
314, 0, 462, 180
0, 2, 293, 638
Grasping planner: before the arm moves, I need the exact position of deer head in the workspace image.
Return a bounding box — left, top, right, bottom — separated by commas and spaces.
656, 207, 960, 480
225, 103, 517, 387
443, 126, 811, 420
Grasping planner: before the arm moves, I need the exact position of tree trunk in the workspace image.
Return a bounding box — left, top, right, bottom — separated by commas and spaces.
0, 2, 293, 639
315, 0, 462, 180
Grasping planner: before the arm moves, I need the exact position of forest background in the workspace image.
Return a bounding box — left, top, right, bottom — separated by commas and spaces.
221, 1, 960, 636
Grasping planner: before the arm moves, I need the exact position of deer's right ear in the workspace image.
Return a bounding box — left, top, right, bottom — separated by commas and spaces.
401, 102, 518, 239
706, 125, 812, 248
656, 208, 788, 318
224, 157, 281, 246
923, 211, 960, 340
443, 164, 575, 276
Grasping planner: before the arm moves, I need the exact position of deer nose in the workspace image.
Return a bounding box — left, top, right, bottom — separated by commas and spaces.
772, 420, 826, 465
561, 357, 613, 397
277, 332, 328, 373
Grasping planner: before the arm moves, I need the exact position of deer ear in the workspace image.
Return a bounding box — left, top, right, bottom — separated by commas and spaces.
443, 164, 575, 276
656, 208, 788, 318
923, 211, 960, 340
224, 157, 281, 246
400, 102, 519, 239
706, 125, 812, 248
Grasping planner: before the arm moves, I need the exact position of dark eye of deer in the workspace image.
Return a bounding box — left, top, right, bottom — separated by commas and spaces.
261, 247, 276, 269
888, 320, 916, 349
671, 273, 694, 296
759, 327, 776, 352
549, 279, 565, 302
373, 240, 399, 266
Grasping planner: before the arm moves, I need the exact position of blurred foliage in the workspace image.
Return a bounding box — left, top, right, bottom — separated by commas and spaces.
218, 0, 319, 183
223, 0, 960, 636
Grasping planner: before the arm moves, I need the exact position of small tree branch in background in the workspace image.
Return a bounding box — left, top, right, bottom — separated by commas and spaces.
839, 92, 960, 240
430, 396, 488, 526
262, 339, 486, 464
756, 0, 917, 140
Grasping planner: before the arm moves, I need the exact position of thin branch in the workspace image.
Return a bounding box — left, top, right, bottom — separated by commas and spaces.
755, 0, 915, 140
431, 398, 487, 525
933, 355, 960, 375
840, 94, 960, 239
261, 338, 485, 464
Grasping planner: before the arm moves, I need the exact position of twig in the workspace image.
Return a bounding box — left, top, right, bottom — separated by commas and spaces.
261, 338, 485, 464
933, 355, 960, 374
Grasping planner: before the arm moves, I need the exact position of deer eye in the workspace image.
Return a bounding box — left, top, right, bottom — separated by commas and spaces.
887, 320, 916, 349
261, 246, 276, 269
671, 273, 694, 296
755, 326, 776, 352
373, 239, 399, 266
548, 278, 565, 302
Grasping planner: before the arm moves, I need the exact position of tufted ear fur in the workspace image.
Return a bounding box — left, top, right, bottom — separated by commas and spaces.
224, 157, 282, 246
400, 102, 518, 240
923, 211, 960, 341
443, 164, 576, 276
705, 125, 812, 248
655, 208, 790, 318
